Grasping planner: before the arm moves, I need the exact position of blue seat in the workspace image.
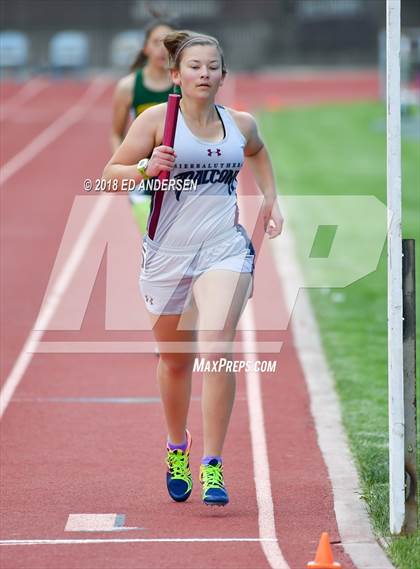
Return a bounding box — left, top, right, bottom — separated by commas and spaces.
49, 31, 89, 69
0, 31, 29, 67
110, 31, 145, 69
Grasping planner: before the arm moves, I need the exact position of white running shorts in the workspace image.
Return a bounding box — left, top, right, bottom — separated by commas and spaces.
139, 225, 255, 316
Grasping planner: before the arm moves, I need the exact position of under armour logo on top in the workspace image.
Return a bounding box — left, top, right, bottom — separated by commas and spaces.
207, 148, 221, 156
145, 295, 154, 305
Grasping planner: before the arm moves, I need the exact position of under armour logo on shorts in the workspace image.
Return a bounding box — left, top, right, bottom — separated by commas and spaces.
145, 295, 154, 305
207, 148, 221, 156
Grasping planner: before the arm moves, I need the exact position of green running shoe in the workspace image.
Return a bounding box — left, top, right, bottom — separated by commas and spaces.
200, 458, 229, 506
165, 430, 193, 502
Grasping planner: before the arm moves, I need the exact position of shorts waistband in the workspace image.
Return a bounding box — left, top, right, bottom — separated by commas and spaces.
144, 225, 242, 255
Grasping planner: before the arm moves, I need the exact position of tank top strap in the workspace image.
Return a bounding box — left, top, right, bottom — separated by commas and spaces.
216, 105, 246, 144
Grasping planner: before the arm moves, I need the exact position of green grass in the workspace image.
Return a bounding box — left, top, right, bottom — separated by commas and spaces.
259, 101, 420, 569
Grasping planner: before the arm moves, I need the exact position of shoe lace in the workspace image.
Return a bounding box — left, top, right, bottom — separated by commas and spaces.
202, 463, 224, 489
167, 450, 189, 479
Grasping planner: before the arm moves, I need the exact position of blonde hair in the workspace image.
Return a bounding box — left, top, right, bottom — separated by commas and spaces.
163, 30, 227, 75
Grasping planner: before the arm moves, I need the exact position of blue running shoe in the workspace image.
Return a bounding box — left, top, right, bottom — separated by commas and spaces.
165, 430, 193, 502
200, 458, 229, 506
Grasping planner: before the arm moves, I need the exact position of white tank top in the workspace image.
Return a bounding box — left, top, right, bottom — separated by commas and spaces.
147, 105, 246, 246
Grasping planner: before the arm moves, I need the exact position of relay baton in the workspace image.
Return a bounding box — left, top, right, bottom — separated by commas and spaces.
148, 93, 181, 239
158, 93, 181, 183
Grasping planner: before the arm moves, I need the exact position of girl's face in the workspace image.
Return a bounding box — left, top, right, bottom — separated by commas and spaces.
143, 25, 172, 69
172, 44, 224, 99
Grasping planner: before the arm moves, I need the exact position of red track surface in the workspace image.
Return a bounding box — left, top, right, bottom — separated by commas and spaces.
0, 72, 378, 569
0, 80, 25, 101
234, 70, 379, 109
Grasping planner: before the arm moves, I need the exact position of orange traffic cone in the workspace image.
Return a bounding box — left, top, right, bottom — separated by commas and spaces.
307, 532, 342, 569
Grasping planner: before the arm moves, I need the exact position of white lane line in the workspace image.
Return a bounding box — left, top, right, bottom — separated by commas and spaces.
234, 121, 288, 566
11, 395, 213, 404
12, 396, 164, 404
269, 216, 396, 569
0, 77, 110, 186
243, 306, 290, 569
0, 537, 277, 546
0, 196, 111, 419
0, 78, 49, 120
33, 341, 282, 353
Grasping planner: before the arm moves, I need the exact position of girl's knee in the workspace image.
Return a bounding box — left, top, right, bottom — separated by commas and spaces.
198, 331, 235, 359
159, 352, 195, 374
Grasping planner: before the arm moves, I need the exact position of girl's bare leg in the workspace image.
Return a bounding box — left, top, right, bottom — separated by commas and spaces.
192, 270, 252, 456
151, 307, 197, 444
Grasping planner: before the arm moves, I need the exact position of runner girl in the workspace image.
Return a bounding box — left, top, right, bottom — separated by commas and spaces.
110, 20, 175, 230
103, 30, 284, 506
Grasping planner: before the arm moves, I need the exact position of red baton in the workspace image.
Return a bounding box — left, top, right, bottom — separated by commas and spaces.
148, 94, 181, 239
158, 93, 181, 182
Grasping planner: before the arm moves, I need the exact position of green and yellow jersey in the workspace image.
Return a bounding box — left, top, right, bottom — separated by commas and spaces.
132, 69, 177, 117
